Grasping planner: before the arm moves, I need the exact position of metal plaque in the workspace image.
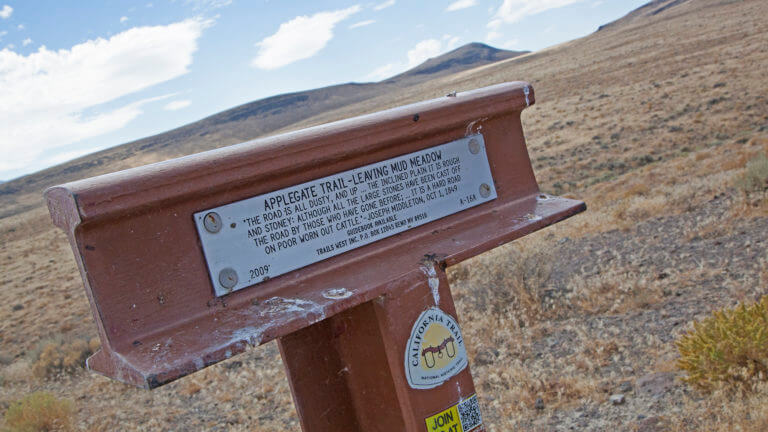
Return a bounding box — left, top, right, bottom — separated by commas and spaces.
195, 134, 497, 296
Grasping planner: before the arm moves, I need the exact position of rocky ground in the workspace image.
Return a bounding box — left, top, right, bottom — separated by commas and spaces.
446, 187, 768, 431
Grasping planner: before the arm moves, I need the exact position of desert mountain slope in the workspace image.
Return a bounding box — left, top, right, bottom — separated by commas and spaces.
1, 0, 767, 430
597, 0, 693, 30
388, 42, 527, 80
0, 43, 525, 218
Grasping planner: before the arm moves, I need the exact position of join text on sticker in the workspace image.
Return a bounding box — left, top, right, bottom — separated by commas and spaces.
425, 404, 461, 432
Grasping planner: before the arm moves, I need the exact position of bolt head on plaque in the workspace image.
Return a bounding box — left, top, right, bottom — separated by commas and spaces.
218, 267, 238, 291
479, 183, 491, 198
468, 138, 480, 155
203, 212, 222, 233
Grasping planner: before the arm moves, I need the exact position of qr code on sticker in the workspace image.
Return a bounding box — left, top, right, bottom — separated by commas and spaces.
458, 394, 483, 431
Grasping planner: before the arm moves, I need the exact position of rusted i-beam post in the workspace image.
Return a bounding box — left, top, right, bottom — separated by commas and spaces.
46, 82, 584, 431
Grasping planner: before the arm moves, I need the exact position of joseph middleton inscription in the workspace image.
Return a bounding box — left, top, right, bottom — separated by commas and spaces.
195, 134, 497, 297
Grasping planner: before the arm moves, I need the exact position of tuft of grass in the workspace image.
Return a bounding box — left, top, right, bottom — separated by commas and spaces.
456, 245, 553, 328
2, 391, 74, 432
676, 296, 768, 391
734, 153, 768, 194
670, 382, 768, 431
503, 247, 554, 325
28, 336, 99, 380
471, 247, 554, 328
1, 361, 34, 385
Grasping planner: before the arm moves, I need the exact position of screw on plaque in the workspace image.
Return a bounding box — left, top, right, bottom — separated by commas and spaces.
203, 212, 222, 233
218, 268, 238, 291
468, 138, 481, 155
479, 183, 491, 198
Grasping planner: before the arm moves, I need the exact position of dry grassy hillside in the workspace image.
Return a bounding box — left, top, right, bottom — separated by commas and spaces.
2, 0, 768, 430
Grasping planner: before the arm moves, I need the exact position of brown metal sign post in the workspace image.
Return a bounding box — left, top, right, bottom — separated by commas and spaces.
46, 82, 584, 431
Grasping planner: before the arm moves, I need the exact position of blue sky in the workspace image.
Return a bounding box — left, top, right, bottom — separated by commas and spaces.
0, 0, 647, 181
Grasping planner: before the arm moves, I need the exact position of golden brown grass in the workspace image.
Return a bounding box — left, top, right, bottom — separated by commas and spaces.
567, 267, 666, 315
459, 244, 555, 328
677, 296, 768, 390
735, 153, 768, 194
2, 392, 74, 432
670, 383, 768, 431
28, 337, 99, 380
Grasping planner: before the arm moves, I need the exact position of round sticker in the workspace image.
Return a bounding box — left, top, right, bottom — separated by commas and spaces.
405, 307, 469, 390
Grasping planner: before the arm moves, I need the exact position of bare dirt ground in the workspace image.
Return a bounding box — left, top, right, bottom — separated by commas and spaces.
2, 0, 768, 430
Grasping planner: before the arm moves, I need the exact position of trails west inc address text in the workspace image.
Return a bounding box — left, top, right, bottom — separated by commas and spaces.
195, 134, 497, 296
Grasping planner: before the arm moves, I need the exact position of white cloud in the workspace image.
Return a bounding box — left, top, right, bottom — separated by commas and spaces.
5, 43, 13, 50
252, 6, 360, 70
373, 0, 395, 11
41, 148, 98, 167
485, 31, 502, 42
443, 34, 461, 49
407, 39, 443, 68
17, 24, 24, 30
0, 30, 6, 40
164, 99, 192, 111
0, 19, 209, 179
446, 0, 477, 12
350, 19, 375, 29
0, 5, 12, 19
407, 36, 461, 68
366, 35, 461, 81
366, 63, 396, 81
22, 38, 31, 46
14, 94, 173, 172
489, 0, 584, 28
502, 39, 520, 49
120, 16, 129, 23
186, 0, 232, 10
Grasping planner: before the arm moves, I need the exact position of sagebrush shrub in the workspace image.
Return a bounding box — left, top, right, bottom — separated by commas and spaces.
677, 296, 768, 390
29, 336, 99, 379
2, 391, 74, 432
735, 153, 768, 193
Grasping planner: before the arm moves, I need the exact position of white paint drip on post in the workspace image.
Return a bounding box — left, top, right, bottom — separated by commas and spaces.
464, 117, 487, 136
421, 263, 440, 306
524, 85, 531, 107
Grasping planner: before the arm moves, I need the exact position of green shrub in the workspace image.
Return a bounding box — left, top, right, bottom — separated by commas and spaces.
735, 153, 768, 194
2, 391, 74, 432
677, 296, 768, 390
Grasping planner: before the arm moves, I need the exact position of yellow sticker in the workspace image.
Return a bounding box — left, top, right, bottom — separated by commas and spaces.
424, 394, 483, 432
425, 404, 462, 432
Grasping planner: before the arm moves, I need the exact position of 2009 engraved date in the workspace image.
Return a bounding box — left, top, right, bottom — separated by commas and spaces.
249, 264, 271, 280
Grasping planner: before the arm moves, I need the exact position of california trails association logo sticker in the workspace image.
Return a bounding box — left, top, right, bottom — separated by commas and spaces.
405, 307, 469, 390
